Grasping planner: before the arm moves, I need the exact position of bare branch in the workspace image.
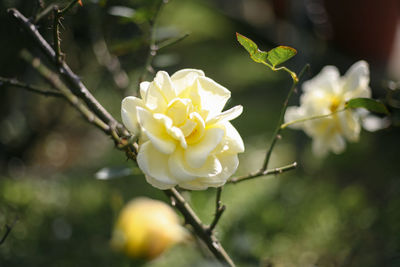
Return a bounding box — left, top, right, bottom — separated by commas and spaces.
0, 77, 62, 97
138, 0, 168, 88
8, 8, 123, 132
164, 188, 235, 267
34, 3, 56, 23
228, 162, 297, 184
20, 49, 110, 134
207, 187, 226, 233
262, 64, 310, 171
156, 32, 190, 51
0, 217, 18, 246
53, 7, 62, 65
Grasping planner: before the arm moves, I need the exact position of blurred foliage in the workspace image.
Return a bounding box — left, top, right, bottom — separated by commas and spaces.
1, 0, 400, 266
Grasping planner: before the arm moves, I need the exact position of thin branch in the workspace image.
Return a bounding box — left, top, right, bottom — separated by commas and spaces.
53, 7, 62, 65
0, 77, 62, 97
8, 8, 123, 132
261, 61, 298, 83
92, 35, 129, 90
59, 0, 81, 16
164, 188, 235, 267
280, 108, 346, 129
228, 162, 297, 184
207, 187, 226, 233
34, 3, 56, 23
52, 0, 81, 64
157, 32, 190, 50
261, 64, 310, 171
138, 0, 168, 88
0, 217, 18, 245
20, 49, 110, 134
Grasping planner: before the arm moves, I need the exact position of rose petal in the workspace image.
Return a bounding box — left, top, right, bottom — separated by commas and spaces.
343, 60, 370, 98
207, 152, 239, 184
145, 175, 175, 190
137, 107, 176, 154
154, 71, 176, 102
220, 122, 244, 154
195, 76, 231, 120
207, 105, 243, 124
121, 96, 145, 135
303, 65, 340, 94
329, 134, 346, 154
284, 106, 306, 129
137, 141, 177, 188
338, 110, 361, 142
170, 69, 205, 95
185, 127, 224, 168
145, 82, 168, 112
178, 180, 210, 190
179, 153, 238, 189
362, 115, 390, 132
169, 149, 222, 182
140, 81, 150, 99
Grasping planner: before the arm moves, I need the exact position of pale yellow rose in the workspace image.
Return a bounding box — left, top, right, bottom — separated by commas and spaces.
121, 69, 244, 190
285, 61, 371, 156
111, 197, 187, 260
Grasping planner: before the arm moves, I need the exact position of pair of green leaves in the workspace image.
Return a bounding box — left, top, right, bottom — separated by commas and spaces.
236, 33, 297, 68
236, 32, 389, 116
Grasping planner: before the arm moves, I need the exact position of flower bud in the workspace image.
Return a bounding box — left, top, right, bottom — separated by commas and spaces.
111, 197, 187, 260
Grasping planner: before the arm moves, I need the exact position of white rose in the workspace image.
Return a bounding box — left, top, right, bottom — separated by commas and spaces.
121, 69, 244, 190
285, 60, 371, 156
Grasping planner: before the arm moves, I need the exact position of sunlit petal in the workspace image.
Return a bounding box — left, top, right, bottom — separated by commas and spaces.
185, 127, 224, 168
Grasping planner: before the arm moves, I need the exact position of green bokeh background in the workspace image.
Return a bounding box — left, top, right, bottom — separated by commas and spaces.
1, 0, 399, 266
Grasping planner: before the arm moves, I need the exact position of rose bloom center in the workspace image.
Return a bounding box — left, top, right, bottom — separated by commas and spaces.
165, 98, 206, 145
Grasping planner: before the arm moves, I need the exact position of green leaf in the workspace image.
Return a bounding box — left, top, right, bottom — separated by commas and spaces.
236, 33, 267, 63
267, 46, 297, 67
346, 98, 389, 115
236, 33, 258, 55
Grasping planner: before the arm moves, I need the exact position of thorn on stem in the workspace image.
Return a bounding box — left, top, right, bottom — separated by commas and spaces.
170, 196, 176, 207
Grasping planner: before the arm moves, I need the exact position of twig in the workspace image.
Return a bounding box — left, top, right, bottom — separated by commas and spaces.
53, 7, 62, 65
157, 32, 190, 50
92, 35, 129, 90
0, 217, 18, 245
164, 188, 235, 267
280, 108, 346, 129
20, 49, 110, 134
0, 77, 62, 97
138, 0, 168, 88
59, 0, 81, 16
228, 162, 297, 184
8, 8, 123, 132
37, 0, 45, 9
52, 0, 81, 64
261, 64, 310, 171
207, 187, 226, 233
34, 3, 56, 23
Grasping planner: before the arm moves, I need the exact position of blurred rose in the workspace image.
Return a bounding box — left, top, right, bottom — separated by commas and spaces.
122, 69, 244, 190
285, 61, 371, 156
111, 197, 187, 260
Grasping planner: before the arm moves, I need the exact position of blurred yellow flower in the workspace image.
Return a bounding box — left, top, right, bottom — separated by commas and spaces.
122, 69, 244, 190
285, 61, 371, 156
111, 197, 187, 260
